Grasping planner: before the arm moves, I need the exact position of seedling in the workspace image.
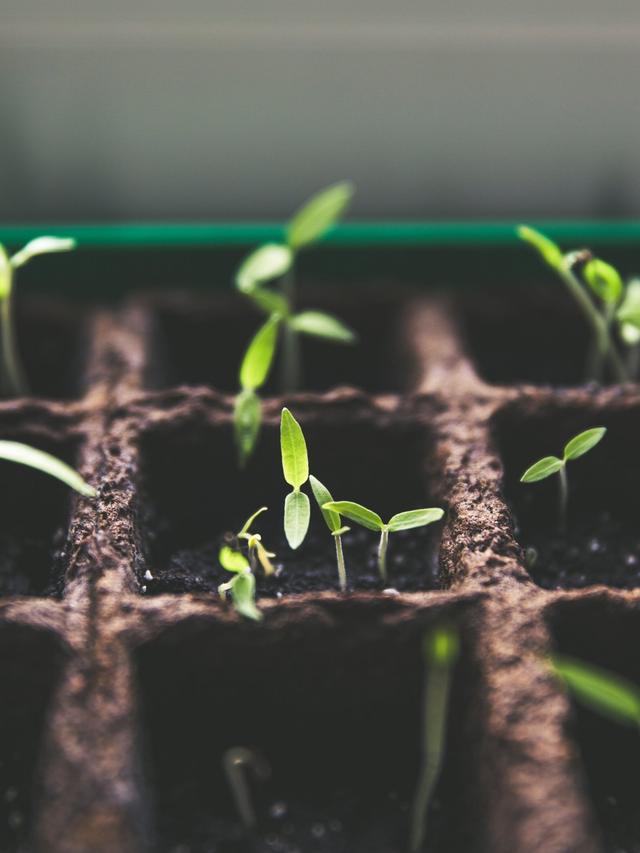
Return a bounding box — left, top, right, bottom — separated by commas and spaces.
280, 408, 310, 549
218, 507, 276, 621
409, 626, 459, 853
310, 475, 350, 591
323, 501, 444, 584
0, 440, 96, 497
551, 655, 640, 728
0, 236, 76, 396
520, 426, 606, 533
223, 746, 271, 829
518, 226, 640, 383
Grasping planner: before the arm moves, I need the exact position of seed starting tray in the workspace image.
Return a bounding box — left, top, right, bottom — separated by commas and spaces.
2, 282, 640, 853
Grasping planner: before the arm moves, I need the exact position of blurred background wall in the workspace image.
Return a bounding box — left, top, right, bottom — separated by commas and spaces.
1, 1, 640, 222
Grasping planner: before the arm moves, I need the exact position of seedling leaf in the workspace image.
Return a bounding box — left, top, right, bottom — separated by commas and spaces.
231, 572, 262, 621
552, 655, 640, 726
236, 243, 292, 293
284, 489, 310, 549
323, 500, 384, 532
0, 246, 10, 300
617, 279, 640, 340
234, 389, 261, 466
10, 236, 76, 269
219, 546, 250, 573
520, 456, 563, 483
239, 316, 280, 391
309, 474, 341, 532
286, 181, 354, 250
239, 506, 268, 537
563, 427, 606, 461
583, 258, 623, 305
247, 286, 290, 317
289, 311, 356, 343
517, 225, 563, 270
387, 508, 444, 532
280, 408, 308, 488
0, 440, 96, 497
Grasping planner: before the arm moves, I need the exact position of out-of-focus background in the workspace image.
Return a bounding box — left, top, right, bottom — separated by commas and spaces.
1, 1, 640, 222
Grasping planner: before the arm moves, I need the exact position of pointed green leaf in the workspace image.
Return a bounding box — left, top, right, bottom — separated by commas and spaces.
387, 508, 444, 532
322, 501, 384, 532
520, 456, 564, 483
583, 258, 623, 305
0, 246, 11, 300
219, 546, 250, 573
239, 506, 268, 537
0, 440, 96, 497
234, 389, 261, 466
10, 236, 75, 269
239, 316, 280, 392
309, 474, 340, 532
284, 490, 310, 549
236, 243, 292, 293
289, 311, 356, 343
287, 181, 354, 250
280, 408, 308, 489
231, 572, 262, 621
552, 655, 640, 726
563, 427, 606, 462
517, 225, 564, 271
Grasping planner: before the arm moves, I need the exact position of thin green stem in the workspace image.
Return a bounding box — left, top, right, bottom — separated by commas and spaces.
627, 344, 640, 381
558, 464, 568, 534
223, 747, 270, 830
378, 527, 389, 584
335, 533, 347, 592
0, 276, 28, 396
279, 264, 301, 392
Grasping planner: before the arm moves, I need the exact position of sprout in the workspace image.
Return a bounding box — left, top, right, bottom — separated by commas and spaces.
551, 655, 640, 728
280, 408, 310, 549
520, 426, 606, 533
0, 237, 76, 396
218, 507, 276, 621
0, 440, 95, 497
223, 746, 271, 830
322, 501, 444, 584
310, 475, 350, 591
409, 626, 459, 853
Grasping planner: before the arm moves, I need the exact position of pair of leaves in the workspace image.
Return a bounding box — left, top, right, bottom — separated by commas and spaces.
322, 501, 444, 534
281, 408, 310, 549
219, 570, 262, 622
0, 237, 76, 300
552, 655, 640, 727
0, 440, 96, 497
520, 427, 606, 484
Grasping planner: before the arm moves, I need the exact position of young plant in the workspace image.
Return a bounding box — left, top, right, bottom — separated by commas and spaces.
310, 475, 350, 591
409, 626, 459, 853
0, 236, 76, 396
218, 507, 276, 621
551, 655, 640, 728
280, 408, 310, 549
322, 501, 444, 584
223, 746, 271, 830
520, 426, 606, 533
0, 440, 96, 497
518, 226, 640, 383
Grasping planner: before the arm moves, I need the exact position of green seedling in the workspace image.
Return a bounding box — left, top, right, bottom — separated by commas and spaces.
218, 507, 276, 621
520, 426, 606, 533
310, 475, 350, 591
0, 237, 76, 396
280, 408, 310, 549
235, 181, 356, 400
322, 501, 444, 584
551, 655, 640, 728
518, 226, 640, 383
223, 746, 271, 829
409, 626, 459, 853
0, 440, 96, 497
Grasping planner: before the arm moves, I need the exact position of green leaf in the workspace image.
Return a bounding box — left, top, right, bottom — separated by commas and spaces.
234, 389, 261, 466
289, 311, 356, 343
236, 243, 292, 293
424, 627, 459, 667
219, 546, 250, 573
287, 181, 354, 250
322, 501, 384, 532
0, 246, 11, 300
563, 427, 606, 461
617, 280, 640, 339
239, 316, 280, 391
387, 508, 444, 532
552, 655, 640, 726
284, 490, 310, 549
247, 286, 290, 317
0, 440, 96, 497
309, 474, 341, 532
231, 572, 263, 621
520, 456, 564, 483
239, 506, 268, 537
583, 258, 623, 305
280, 408, 309, 489
517, 225, 564, 270
10, 236, 76, 269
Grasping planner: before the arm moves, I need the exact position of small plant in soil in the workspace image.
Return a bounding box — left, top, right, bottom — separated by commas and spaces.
518, 225, 640, 383
309, 474, 350, 591
223, 746, 271, 830
234, 183, 357, 463
551, 655, 640, 728
218, 507, 276, 621
0, 440, 96, 497
280, 407, 311, 550
0, 236, 75, 396
409, 625, 459, 853
323, 500, 444, 584
520, 426, 606, 533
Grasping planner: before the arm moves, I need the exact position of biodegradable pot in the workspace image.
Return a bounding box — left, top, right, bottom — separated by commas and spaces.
1, 289, 640, 853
